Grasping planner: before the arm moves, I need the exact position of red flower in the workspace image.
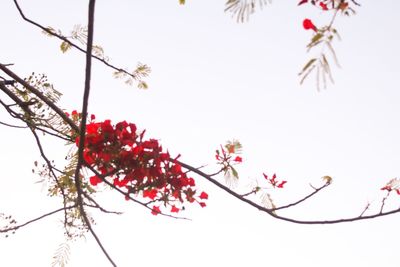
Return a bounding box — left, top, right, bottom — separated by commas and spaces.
199, 202, 206, 208
143, 189, 158, 200
89, 175, 102, 186
277, 181, 287, 188
319, 2, 328, 10
90, 114, 96, 121
199, 191, 208, 200
263, 172, 287, 189
151, 206, 161, 215
298, 0, 308, 5
170, 205, 180, 213
381, 185, 392, 191
233, 156, 242, 163
303, 18, 317, 32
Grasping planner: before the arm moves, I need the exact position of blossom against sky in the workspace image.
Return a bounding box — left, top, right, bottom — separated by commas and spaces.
1, 1, 400, 266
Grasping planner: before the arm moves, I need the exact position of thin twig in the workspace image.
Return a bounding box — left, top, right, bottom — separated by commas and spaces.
177, 159, 400, 224
0, 119, 27, 128
273, 183, 330, 211
0, 64, 79, 133
13, 0, 137, 82
30, 127, 69, 228
0, 205, 76, 233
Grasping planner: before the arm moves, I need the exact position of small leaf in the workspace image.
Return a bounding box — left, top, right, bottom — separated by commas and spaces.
299, 64, 316, 85
179, 0, 185, 4
42, 26, 56, 37
138, 81, 148, 90
322, 175, 333, 184
310, 33, 323, 45
60, 41, 71, 53
231, 166, 239, 179
299, 58, 317, 75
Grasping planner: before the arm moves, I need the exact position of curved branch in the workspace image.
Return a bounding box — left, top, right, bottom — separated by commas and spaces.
177, 160, 400, 224
0, 64, 79, 133
85, 164, 190, 220
13, 0, 138, 83
273, 183, 329, 211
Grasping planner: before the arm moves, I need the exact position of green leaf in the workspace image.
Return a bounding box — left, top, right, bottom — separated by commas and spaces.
311, 33, 323, 45
60, 41, 71, 53
138, 81, 148, 90
179, 0, 185, 4
42, 26, 56, 37
299, 58, 317, 75
231, 166, 239, 179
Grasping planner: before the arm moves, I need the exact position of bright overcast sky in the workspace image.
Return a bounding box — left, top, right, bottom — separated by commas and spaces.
1, 0, 400, 266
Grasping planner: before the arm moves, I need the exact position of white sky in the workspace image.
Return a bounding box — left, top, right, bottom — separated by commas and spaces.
1, 0, 400, 266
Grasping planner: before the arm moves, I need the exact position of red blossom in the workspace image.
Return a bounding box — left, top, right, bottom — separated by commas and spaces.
199, 202, 206, 208
381, 185, 392, 191
170, 205, 180, 213
73, 113, 208, 215
303, 18, 317, 32
233, 156, 242, 163
151, 206, 161, 215
319, 2, 328, 10
298, 0, 308, 5
199, 191, 208, 200
277, 181, 287, 188
143, 189, 158, 200
89, 175, 102, 186
263, 173, 286, 189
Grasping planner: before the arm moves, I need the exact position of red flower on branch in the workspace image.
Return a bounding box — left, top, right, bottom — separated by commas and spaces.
73, 114, 208, 215
263, 173, 287, 189
233, 156, 242, 163
298, 0, 308, 5
199, 191, 208, 200
320, 2, 328, 10
170, 205, 180, 213
303, 18, 317, 32
89, 175, 102, 186
381, 178, 400, 195
151, 206, 161, 215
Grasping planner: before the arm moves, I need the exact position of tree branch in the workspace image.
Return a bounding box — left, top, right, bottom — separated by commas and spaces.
0, 205, 76, 233
71, 2, 116, 266
13, 0, 139, 83
177, 159, 400, 224
0, 64, 79, 133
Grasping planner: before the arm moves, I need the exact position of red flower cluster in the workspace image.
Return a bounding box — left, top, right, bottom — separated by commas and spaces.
69, 111, 207, 215
263, 173, 287, 189
215, 143, 242, 163
381, 178, 400, 195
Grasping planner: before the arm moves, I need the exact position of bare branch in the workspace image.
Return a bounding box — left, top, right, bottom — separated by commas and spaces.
273, 183, 330, 211
0, 205, 76, 233
177, 160, 400, 224
13, 0, 141, 84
